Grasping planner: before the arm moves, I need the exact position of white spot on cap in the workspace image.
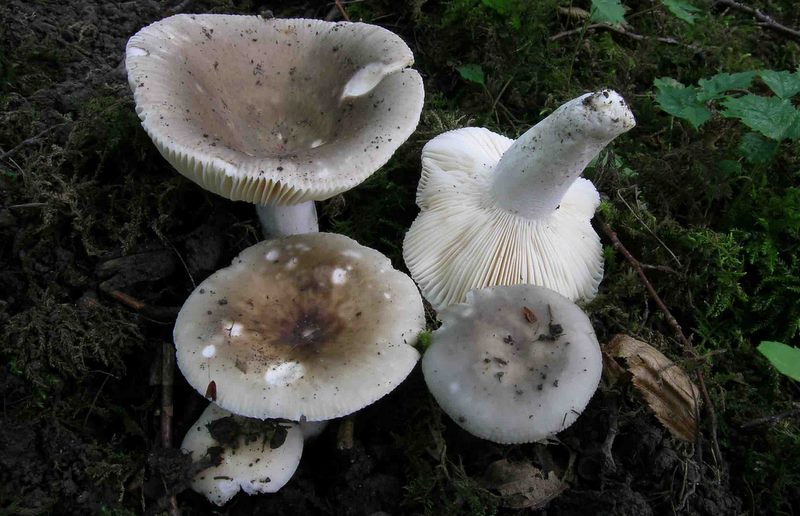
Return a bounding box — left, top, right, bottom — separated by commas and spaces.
264, 361, 305, 386
295, 243, 311, 252
331, 268, 347, 285
311, 139, 326, 149
341, 250, 363, 259
265, 249, 280, 261
383, 292, 391, 300
449, 382, 460, 394
224, 321, 243, 337
202, 345, 216, 358
286, 257, 298, 270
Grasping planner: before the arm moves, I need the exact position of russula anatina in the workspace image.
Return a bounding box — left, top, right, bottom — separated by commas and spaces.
181, 403, 303, 505
126, 14, 424, 237
174, 232, 425, 421
403, 90, 635, 309
422, 284, 602, 444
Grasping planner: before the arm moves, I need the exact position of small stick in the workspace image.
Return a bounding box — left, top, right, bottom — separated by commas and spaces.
0, 123, 70, 162
551, 22, 682, 45
741, 403, 800, 429
600, 221, 723, 467
161, 341, 181, 516
712, 0, 800, 41
336, 417, 355, 450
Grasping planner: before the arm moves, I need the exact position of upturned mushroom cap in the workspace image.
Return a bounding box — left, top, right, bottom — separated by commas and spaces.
404, 90, 635, 309
174, 233, 424, 421
181, 403, 303, 505
422, 285, 602, 444
126, 14, 424, 205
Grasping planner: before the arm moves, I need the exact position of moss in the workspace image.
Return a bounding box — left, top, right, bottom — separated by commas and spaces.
3, 285, 143, 386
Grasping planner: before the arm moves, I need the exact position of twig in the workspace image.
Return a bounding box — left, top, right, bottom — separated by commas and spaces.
0, 123, 70, 162
600, 221, 723, 467
336, 416, 355, 450
741, 403, 800, 429
551, 22, 682, 45
712, 0, 800, 41
161, 341, 180, 516
100, 285, 180, 321
600, 394, 619, 472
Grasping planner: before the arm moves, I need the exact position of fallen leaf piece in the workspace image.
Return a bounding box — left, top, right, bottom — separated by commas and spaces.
605, 334, 700, 442
481, 459, 567, 509
522, 306, 537, 323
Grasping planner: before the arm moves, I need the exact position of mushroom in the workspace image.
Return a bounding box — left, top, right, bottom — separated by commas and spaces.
173, 232, 425, 421
126, 14, 424, 236
421, 284, 602, 444
181, 403, 303, 506
403, 90, 635, 309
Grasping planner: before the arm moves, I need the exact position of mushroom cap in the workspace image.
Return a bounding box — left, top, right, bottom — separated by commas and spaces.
174, 232, 424, 421
403, 127, 602, 310
421, 284, 602, 444
181, 403, 303, 506
126, 14, 424, 205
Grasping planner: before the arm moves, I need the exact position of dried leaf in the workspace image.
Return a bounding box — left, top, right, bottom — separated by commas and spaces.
605, 335, 700, 442
558, 6, 590, 19
522, 306, 537, 323
481, 459, 566, 509
205, 380, 217, 401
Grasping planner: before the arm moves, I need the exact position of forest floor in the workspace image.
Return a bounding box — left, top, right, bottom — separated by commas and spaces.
1, 0, 799, 514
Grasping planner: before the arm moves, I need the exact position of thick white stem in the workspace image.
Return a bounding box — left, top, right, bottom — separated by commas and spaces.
256, 201, 319, 238
489, 90, 635, 219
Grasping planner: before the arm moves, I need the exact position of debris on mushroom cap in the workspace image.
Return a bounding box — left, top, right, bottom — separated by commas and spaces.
421, 284, 602, 444
125, 14, 424, 205
181, 403, 303, 506
404, 90, 635, 309
174, 232, 425, 421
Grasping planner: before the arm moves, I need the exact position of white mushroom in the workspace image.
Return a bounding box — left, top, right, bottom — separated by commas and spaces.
422, 285, 602, 444
126, 15, 424, 237
404, 90, 635, 309
181, 403, 303, 506
173, 233, 425, 421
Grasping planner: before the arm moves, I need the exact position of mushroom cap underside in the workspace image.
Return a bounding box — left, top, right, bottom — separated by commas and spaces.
126, 14, 424, 204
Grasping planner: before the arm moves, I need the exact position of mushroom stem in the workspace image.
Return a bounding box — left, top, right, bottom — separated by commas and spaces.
256, 201, 319, 238
489, 90, 635, 219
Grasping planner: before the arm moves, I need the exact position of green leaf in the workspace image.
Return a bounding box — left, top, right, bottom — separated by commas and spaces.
737, 132, 777, 164
759, 69, 800, 99
653, 77, 710, 129
481, 0, 522, 28
590, 0, 626, 25
661, 0, 701, 23
721, 94, 800, 141
697, 71, 756, 102
456, 64, 486, 86
757, 341, 800, 381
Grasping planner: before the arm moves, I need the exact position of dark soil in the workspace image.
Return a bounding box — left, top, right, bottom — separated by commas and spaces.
1, 0, 797, 515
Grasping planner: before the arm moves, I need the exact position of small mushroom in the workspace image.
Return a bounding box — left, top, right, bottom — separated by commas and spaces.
181, 403, 303, 506
404, 90, 635, 309
126, 15, 424, 237
421, 285, 602, 444
174, 233, 425, 421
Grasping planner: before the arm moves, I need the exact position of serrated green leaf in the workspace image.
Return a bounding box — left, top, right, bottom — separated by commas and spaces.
590, 0, 626, 25
456, 64, 485, 86
738, 132, 777, 164
653, 77, 710, 129
697, 72, 756, 102
721, 94, 800, 141
661, 0, 700, 23
758, 341, 800, 381
759, 70, 800, 99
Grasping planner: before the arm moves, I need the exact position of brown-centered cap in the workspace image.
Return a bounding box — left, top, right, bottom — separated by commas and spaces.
126, 14, 424, 205
174, 233, 425, 421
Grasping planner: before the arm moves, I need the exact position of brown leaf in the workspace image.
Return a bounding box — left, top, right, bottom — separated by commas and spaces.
481, 459, 567, 509
522, 306, 537, 323
605, 334, 700, 442
205, 380, 217, 401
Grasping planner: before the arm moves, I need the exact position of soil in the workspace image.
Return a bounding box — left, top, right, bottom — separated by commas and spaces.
0, 0, 783, 514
